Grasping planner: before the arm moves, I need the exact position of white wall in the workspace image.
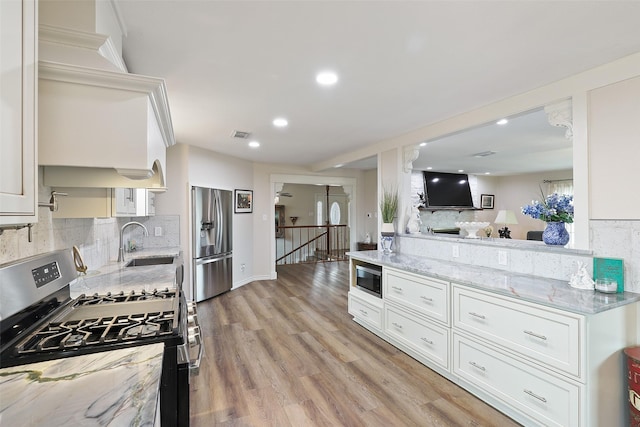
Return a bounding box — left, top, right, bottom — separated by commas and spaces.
361, 169, 378, 242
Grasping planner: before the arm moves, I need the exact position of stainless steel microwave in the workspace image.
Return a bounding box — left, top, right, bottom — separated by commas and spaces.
355, 264, 382, 298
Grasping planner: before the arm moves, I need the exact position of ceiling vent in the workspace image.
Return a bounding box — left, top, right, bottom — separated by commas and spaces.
231, 130, 251, 139
472, 151, 496, 157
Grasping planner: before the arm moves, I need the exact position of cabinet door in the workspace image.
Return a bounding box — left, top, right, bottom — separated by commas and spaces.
112, 188, 136, 216
0, 0, 37, 225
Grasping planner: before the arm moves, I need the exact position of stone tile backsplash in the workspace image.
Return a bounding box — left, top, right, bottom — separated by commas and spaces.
0, 210, 180, 270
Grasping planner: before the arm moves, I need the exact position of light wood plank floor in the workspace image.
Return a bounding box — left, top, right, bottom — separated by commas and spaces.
190, 261, 521, 426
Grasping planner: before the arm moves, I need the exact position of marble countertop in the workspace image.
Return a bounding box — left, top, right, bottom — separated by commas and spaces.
348, 251, 640, 315
71, 247, 182, 298
0, 344, 164, 426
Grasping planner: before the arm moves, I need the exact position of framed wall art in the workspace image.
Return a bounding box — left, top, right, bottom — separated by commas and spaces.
234, 189, 253, 213
481, 194, 495, 209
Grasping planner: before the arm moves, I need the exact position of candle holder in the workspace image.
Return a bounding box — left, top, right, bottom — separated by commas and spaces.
290, 216, 298, 225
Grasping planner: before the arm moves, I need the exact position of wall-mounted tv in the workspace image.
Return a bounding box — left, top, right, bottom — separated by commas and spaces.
423, 171, 474, 208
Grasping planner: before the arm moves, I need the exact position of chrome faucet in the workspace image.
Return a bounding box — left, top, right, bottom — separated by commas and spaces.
118, 221, 149, 262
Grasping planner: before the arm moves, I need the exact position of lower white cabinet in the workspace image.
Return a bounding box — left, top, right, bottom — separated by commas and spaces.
452, 285, 583, 379
453, 333, 581, 427
348, 291, 383, 332
348, 261, 638, 427
384, 302, 449, 370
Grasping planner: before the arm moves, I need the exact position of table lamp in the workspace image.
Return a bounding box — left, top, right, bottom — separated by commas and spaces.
494, 210, 518, 239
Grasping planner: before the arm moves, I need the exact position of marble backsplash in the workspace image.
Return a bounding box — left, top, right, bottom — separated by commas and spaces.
0, 199, 180, 270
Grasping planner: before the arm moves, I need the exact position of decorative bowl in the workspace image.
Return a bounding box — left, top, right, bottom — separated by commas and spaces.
455, 222, 490, 239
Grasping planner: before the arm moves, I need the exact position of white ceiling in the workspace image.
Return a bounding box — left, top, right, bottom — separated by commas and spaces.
118, 1, 640, 171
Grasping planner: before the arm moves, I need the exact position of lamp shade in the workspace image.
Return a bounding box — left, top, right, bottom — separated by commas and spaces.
494, 210, 518, 225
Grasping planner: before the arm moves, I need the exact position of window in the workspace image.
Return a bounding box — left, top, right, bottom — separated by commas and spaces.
316, 201, 323, 225
330, 201, 341, 225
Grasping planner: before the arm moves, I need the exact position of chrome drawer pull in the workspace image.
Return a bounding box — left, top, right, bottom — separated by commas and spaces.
468, 361, 486, 371
359, 309, 368, 316
420, 337, 433, 345
524, 330, 548, 341
469, 312, 486, 320
392, 322, 403, 329
420, 296, 433, 302
392, 286, 403, 292
524, 389, 547, 403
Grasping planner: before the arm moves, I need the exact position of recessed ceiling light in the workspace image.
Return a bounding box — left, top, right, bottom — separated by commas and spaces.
334, 164, 343, 168
419, 142, 427, 147
496, 118, 508, 125
458, 169, 464, 173
426, 166, 433, 170
273, 118, 288, 128
316, 71, 338, 86
248, 141, 260, 148
485, 172, 491, 175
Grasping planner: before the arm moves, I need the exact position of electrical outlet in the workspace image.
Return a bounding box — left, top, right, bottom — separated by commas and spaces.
154, 227, 162, 236
452, 245, 460, 258
240, 263, 246, 272
498, 250, 508, 266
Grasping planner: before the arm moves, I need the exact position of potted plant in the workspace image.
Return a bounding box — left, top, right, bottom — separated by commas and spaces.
521, 191, 573, 245
379, 186, 398, 253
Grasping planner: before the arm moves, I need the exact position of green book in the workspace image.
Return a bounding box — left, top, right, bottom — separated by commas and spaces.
593, 257, 624, 293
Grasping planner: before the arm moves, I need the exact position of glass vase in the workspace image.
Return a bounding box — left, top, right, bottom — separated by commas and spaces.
542, 221, 570, 246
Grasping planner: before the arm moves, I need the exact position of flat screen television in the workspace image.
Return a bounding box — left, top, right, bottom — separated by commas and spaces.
423, 171, 474, 208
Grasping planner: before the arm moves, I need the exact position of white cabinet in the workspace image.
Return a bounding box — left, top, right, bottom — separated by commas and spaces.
384, 269, 449, 325
452, 285, 583, 378
453, 333, 581, 427
385, 303, 449, 370
113, 188, 136, 216
348, 257, 638, 427
348, 291, 383, 332
0, 0, 37, 226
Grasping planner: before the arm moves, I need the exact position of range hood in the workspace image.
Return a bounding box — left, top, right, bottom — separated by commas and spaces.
38, 1, 175, 189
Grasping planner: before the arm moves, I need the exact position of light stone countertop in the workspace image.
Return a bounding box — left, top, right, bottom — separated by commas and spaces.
71, 247, 182, 298
348, 250, 640, 315
0, 344, 164, 427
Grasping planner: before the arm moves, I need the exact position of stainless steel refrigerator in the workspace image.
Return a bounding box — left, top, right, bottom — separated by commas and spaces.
191, 186, 233, 302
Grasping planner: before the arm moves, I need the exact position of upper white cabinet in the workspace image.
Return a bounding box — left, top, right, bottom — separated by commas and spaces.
0, 0, 38, 226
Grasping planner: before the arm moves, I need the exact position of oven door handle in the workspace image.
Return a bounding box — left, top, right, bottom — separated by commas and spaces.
187, 326, 204, 375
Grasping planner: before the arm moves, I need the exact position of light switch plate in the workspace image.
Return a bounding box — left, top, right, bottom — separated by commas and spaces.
154, 227, 162, 237
452, 245, 460, 258
498, 250, 508, 265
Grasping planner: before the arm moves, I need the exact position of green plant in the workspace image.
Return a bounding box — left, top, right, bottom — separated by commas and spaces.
379, 187, 398, 223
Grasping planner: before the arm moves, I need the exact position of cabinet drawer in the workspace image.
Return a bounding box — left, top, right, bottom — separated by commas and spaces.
348, 292, 382, 330
385, 304, 449, 370
453, 334, 581, 427
384, 269, 449, 325
453, 286, 583, 378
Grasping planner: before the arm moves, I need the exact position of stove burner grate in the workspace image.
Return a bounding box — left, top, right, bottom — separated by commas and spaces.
15, 311, 176, 356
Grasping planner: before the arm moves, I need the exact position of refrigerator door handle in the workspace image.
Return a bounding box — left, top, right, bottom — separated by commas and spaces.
194, 254, 232, 266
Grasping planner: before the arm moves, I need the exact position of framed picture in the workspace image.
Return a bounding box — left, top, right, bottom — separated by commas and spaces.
275, 205, 285, 238
481, 194, 495, 209
234, 189, 253, 213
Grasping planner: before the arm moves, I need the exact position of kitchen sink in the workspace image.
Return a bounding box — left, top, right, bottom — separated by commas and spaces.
125, 256, 175, 267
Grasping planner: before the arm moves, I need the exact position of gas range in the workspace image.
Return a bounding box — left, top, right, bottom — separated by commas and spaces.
0, 249, 201, 426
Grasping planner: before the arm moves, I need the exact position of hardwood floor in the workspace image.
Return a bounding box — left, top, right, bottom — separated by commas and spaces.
190, 261, 521, 426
